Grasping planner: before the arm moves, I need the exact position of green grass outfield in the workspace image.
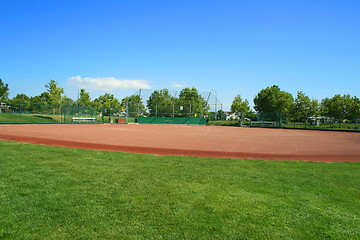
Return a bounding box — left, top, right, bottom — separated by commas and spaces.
0, 113, 59, 124
1, 141, 359, 239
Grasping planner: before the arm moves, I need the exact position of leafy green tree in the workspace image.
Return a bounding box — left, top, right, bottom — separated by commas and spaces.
320, 97, 330, 116
216, 110, 227, 120
76, 89, 92, 106
45, 80, 64, 105
61, 96, 75, 106
122, 95, 146, 117
207, 110, 226, 121
245, 110, 258, 121
0, 79, 9, 101
31, 92, 51, 103
230, 95, 250, 114
10, 94, 31, 112
321, 95, 340, 121
60, 96, 76, 117
42, 80, 65, 114
147, 89, 176, 117
177, 87, 209, 117
309, 99, 320, 117
12, 93, 30, 103
350, 96, 360, 121
322, 94, 359, 121
254, 85, 293, 114
74, 89, 92, 115
93, 93, 122, 116
291, 91, 319, 121
28, 93, 52, 113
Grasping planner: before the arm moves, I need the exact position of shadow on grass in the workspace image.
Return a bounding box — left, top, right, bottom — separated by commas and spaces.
34, 115, 55, 120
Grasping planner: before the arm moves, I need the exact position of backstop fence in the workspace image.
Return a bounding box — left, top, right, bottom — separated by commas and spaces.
125, 89, 222, 124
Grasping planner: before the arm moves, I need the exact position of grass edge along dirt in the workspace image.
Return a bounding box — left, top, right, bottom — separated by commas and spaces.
0, 140, 359, 239
209, 120, 360, 132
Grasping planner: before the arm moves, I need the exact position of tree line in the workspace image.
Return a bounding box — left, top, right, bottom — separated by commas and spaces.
231, 85, 359, 122
0, 79, 209, 117
0, 79, 359, 122
0, 79, 124, 115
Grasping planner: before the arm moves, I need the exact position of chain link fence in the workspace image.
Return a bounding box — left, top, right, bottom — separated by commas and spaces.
126, 89, 223, 123
0, 101, 126, 124
208, 111, 359, 131
3, 101, 357, 131
244, 112, 360, 131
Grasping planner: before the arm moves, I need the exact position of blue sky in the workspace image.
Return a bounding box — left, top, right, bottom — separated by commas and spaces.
1, 0, 359, 110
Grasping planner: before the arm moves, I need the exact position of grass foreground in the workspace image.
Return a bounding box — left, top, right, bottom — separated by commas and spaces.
0, 141, 359, 239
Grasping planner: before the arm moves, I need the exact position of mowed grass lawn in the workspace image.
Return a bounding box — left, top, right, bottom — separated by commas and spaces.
0, 113, 59, 124
0, 141, 359, 239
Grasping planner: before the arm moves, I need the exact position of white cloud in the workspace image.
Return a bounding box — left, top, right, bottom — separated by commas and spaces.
171, 83, 188, 88
68, 76, 151, 91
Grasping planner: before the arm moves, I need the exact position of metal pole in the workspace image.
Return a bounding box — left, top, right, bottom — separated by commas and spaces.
77, 89, 80, 117
220, 104, 224, 121
212, 90, 217, 121
110, 104, 112, 124
126, 100, 129, 123
102, 108, 104, 123
19, 103, 22, 122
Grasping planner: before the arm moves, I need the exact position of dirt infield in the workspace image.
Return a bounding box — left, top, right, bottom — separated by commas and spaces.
0, 124, 359, 162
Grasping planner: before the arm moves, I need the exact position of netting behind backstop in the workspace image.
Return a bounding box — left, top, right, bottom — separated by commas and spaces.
126, 89, 222, 122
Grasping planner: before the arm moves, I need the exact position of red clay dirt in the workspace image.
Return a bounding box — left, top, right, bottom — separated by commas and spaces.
0, 124, 359, 162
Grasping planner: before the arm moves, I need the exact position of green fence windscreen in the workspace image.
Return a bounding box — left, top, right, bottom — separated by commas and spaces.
138, 117, 207, 125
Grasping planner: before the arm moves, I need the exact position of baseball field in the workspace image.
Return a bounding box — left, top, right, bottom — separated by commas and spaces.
0, 124, 359, 239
